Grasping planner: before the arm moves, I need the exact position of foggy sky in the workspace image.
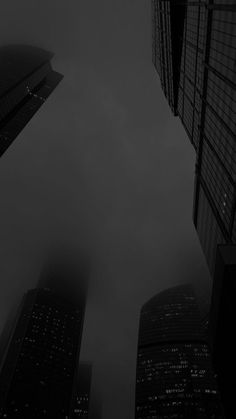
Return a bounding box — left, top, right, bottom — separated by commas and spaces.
0, 1, 211, 418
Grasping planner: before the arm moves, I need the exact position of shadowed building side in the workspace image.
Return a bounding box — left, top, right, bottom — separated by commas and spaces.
135, 285, 224, 418
0, 263, 87, 419
0, 44, 63, 157
152, 0, 236, 276
193, 3, 236, 275
209, 245, 236, 419
176, 0, 206, 150
152, 0, 186, 115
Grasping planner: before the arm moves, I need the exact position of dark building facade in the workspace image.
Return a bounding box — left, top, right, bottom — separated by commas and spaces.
152, 0, 186, 114
70, 363, 92, 418
135, 285, 224, 418
193, 2, 236, 275
209, 245, 236, 419
0, 265, 87, 418
152, 0, 236, 276
0, 44, 63, 157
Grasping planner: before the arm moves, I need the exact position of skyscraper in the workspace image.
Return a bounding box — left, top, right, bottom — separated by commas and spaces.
135, 285, 224, 418
70, 363, 92, 418
152, 0, 186, 115
0, 44, 63, 157
193, 4, 236, 275
0, 263, 87, 418
209, 244, 236, 419
152, 0, 236, 275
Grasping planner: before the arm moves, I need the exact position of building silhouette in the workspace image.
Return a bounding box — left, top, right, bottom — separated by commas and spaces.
209, 244, 236, 418
70, 363, 92, 418
0, 262, 87, 418
0, 44, 63, 157
135, 285, 224, 418
152, 0, 236, 275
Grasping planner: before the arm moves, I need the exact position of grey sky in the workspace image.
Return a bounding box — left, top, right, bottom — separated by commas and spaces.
0, 1, 211, 418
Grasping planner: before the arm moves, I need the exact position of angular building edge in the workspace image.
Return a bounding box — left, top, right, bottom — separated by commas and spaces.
0, 45, 64, 157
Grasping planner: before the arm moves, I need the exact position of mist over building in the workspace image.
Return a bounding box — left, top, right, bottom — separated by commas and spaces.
0, 262, 87, 418
0, 44, 63, 157
89, 390, 103, 419
0, 1, 234, 418
135, 285, 224, 418
152, 2, 236, 415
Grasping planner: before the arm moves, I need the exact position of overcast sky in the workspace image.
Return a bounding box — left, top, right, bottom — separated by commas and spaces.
0, 1, 211, 418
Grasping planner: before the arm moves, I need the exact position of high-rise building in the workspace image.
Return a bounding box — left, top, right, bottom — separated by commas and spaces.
0, 44, 63, 157
0, 263, 87, 418
70, 363, 92, 418
135, 285, 224, 418
193, 3, 236, 275
152, 0, 186, 115
209, 244, 236, 419
152, 0, 236, 275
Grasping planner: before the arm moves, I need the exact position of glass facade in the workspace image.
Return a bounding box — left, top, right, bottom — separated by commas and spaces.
178, 0, 206, 149
0, 45, 63, 157
152, 0, 186, 114
152, 0, 236, 276
194, 2, 236, 275
0, 282, 86, 418
135, 285, 224, 418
